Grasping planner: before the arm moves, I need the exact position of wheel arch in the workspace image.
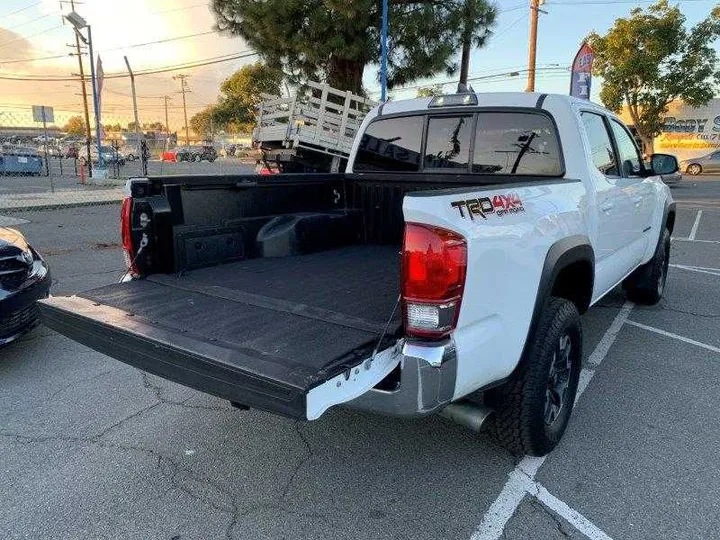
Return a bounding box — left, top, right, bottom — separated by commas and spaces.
516, 235, 594, 376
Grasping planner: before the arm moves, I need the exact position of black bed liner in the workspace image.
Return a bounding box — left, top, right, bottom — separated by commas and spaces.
39, 245, 400, 418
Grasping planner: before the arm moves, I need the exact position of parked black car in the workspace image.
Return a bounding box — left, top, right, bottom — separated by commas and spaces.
0, 228, 51, 346
175, 145, 217, 162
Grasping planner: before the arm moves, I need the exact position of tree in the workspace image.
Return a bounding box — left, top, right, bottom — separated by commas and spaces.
588, 0, 720, 151
144, 122, 165, 131
212, 0, 496, 95
190, 63, 281, 136
190, 106, 217, 138
213, 62, 282, 132
63, 116, 86, 137
417, 84, 444, 97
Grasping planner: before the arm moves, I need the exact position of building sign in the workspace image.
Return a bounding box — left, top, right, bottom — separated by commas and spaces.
655, 99, 720, 160
621, 99, 720, 161
570, 42, 594, 100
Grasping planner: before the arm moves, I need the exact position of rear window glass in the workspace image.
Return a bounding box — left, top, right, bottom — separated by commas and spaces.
354, 116, 423, 172
424, 115, 472, 170
472, 113, 562, 176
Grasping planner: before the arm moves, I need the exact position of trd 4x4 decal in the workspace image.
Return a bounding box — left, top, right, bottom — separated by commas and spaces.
451, 193, 525, 220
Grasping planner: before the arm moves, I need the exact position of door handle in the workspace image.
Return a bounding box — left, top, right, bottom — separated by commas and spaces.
600, 202, 614, 212
632, 197, 643, 206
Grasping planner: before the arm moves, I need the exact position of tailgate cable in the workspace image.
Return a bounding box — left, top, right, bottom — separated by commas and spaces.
365, 294, 401, 371
118, 233, 148, 283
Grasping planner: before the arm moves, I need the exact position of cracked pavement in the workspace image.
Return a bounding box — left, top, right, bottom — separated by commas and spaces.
2, 180, 720, 539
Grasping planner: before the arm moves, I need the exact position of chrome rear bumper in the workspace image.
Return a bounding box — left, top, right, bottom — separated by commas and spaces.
345, 339, 457, 416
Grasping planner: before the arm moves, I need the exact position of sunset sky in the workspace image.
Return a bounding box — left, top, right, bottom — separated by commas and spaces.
0, 0, 717, 130
0, 0, 252, 129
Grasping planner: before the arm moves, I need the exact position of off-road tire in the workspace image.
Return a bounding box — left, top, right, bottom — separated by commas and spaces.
487, 297, 582, 456
623, 228, 670, 305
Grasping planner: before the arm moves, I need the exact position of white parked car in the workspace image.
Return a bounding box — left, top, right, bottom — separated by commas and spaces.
40, 92, 677, 456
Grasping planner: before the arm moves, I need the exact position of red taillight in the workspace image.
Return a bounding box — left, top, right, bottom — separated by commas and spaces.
120, 197, 139, 276
402, 223, 467, 339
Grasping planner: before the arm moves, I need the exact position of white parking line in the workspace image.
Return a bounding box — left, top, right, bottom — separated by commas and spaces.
534, 484, 614, 540
587, 303, 634, 366
670, 264, 720, 277
672, 238, 720, 244
0, 215, 29, 226
626, 320, 720, 354
471, 301, 633, 540
689, 210, 703, 240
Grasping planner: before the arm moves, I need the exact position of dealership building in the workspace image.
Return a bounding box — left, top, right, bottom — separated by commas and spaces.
621, 98, 720, 162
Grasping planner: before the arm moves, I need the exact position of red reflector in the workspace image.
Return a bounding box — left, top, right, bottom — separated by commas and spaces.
402, 223, 467, 338
120, 197, 139, 276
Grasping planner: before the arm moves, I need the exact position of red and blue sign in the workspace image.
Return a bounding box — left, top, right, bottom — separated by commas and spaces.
570, 42, 594, 100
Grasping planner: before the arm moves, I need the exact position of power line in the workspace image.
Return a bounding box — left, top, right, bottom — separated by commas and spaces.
498, 3, 527, 13
98, 30, 216, 53
492, 11, 528, 40
3, 11, 56, 33
148, 2, 209, 16
2, 1, 41, 18
0, 50, 259, 81
0, 53, 72, 65
0, 24, 63, 50
104, 87, 166, 99
382, 65, 569, 95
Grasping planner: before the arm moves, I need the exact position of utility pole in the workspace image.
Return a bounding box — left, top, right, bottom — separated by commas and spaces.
68, 0, 92, 175
162, 95, 172, 150
525, 0, 546, 92
173, 74, 190, 146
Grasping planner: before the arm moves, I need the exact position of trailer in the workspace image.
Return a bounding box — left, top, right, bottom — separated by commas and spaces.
253, 82, 376, 173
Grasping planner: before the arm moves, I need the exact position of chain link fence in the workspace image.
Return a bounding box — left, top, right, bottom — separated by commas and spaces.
0, 108, 256, 214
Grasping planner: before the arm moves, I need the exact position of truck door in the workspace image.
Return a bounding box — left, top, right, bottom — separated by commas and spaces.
608, 119, 654, 260
579, 111, 637, 296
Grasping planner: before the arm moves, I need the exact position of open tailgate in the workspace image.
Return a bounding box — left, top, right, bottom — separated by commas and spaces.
40, 295, 313, 417
38, 247, 402, 420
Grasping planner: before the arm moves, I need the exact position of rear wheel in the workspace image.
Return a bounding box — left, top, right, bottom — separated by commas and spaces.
686, 164, 702, 175
623, 228, 670, 305
487, 297, 582, 456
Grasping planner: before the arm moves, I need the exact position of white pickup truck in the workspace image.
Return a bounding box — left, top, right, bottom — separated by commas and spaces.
40, 92, 677, 456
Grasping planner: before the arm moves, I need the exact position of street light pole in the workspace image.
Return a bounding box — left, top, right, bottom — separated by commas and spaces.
380, 0, 388, 102
86, 25, 103, 169
69, 0, 92, 176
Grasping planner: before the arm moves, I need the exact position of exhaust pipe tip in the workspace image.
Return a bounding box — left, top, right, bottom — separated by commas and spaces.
439, 401, 493, 433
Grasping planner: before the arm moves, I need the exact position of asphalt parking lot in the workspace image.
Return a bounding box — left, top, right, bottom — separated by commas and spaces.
1, 176, 719, 540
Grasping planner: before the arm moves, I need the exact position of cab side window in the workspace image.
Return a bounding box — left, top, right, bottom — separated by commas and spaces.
610, 120, 644, 176
580, 112, 618, 177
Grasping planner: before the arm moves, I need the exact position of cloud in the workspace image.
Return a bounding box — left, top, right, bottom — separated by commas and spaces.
0, 1, 256, 130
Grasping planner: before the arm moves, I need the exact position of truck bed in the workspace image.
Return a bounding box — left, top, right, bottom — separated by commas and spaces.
40, 245, 400, 418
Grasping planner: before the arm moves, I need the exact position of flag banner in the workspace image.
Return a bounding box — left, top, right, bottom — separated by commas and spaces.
96, 55, 104, 124
570, 42, 594, 100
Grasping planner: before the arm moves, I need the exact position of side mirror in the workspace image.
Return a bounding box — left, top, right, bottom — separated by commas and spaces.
650, 153, 679, 175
